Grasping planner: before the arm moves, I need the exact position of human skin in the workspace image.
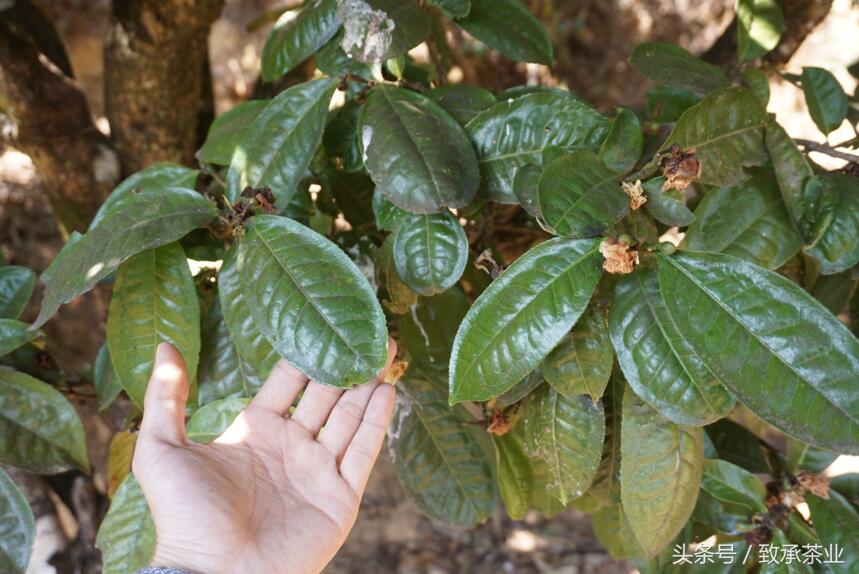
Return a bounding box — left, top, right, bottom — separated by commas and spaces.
132, 340, 399, 574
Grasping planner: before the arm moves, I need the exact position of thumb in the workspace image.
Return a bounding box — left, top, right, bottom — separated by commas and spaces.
139, 342, 189, 445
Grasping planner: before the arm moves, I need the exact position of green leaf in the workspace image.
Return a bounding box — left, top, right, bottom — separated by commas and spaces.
520, 384, 604, 505
765, 118, 815, 240
0, 468, 35, 574
538, 151, 629, 237
684, 169, 803, 269
528, 450, 565, 516
95, 475, 155, 574
784, 437, 838, 473
323, 100, 364, 173
657, 251, 859, 454
337, 0, 429, 63
600, 108, 643, 174
34, 187, 216, 329
187, 398, 251, 443
467, 92, 610, 203
449, 237, 603, 403
494, 369, 543, 408
226, 78, 336, 207
542, 305, 613, 401
801, 67, 848, 135
393, 211, 468, 296
760, 530, 813, 574
316, 31, 370, 77
831, 474, 859, 509
493, 431, 533, 520
629, 42, 729, 97
428, 0, 470, 18
609, 269, 735, 426
0, 367, 89, 473
620, 391, 703, 558
372, 189, 409, 232
584, 373, 623, 508
260, 0, 340, 81
658, 87, 768, 187
455, 0, 552, 65
512, 164, 543, 218
0, 267, 35, 320
239, 215, 388, 386
646, 85, 700, 123
108, 243, 200, 408
811, 270, 854, 315
643, 179, 696, 227
198, 296, 264, 404
218, 245, 279, 380
374, 235, 418, 314
807, 491, 859, 572
803, 173, 859, 275
93, 343, 122, 411
705, 419, 770, 474
321, 169, 375, 228
700, 459, 766, 515
388, 375, 498, 526
197, 100, 268, 165
736, 0, 783, 62
398, 288, 469, 384
591, 503, 630, 559
426, 85, 496, 126
360, 85, 479, 213
90, 164, 199, 229
0, 320, 37, 358
742, 68, 770, 105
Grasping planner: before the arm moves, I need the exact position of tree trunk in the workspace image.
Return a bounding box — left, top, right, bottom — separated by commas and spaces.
104, 0, 224, 175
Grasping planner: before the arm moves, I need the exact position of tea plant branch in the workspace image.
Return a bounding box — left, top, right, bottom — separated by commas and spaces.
794, 138, 859, 163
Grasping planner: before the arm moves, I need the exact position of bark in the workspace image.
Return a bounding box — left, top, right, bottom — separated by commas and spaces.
0, 2, 118, 234
104, 0, 224, 175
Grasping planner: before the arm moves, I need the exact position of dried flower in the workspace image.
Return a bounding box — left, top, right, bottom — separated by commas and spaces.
622, 179, 647, 210
599, 238, 639, 275
797, 471, 830, 500
661, 144, 702, 191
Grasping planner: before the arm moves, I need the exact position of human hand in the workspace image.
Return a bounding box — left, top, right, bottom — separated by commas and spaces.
131, 340, 398, 574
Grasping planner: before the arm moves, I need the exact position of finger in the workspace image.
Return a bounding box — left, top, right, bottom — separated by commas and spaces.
316, 339, 398, 457
339, 383, 396, 495
139, 343, 189, 445
250, 360, 309, 416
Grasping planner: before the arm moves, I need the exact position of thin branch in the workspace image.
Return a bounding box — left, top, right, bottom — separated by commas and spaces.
794, 138, 859, 163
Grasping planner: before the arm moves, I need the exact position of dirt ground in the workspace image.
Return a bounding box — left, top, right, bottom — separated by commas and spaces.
2, 1, 859, 573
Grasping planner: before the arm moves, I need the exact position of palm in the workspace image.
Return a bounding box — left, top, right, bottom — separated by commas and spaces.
133, 343, 397, 574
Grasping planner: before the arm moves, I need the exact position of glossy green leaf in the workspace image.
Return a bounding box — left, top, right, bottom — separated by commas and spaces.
784, 437, 838, 474
0, 320, 37, 358
512, 164, 543, 218
643, 178, 696, 227
374, 235, 418, 314
801, 67, 848, 135
187, 398, 250, 443
337, 0, 429, 63
316, 30, 370, 77
226, 78, 336, 206
629, 42, 729, 96
393, 211, 468, 296
90, 164, 199, 229
0, 267, 35, 320
108, 243, 200, 408
705, 419, 770, 474
765, 118, 815, 240
621, 391, 703, 558
520, 384, 604, 505
372, 189, 409, 232
0, 468, 35, 574
96, 475, 155, 574
493, 431, 532, 520
528, 449, 565, 516
610, 269, 735, 426
198, 296, 264, 404
494, 369, 544, 408
260, 0, 340, 81
398, 288, 469, 384
646, 85, 700, 123
0, 367, 89, 473
455, 0, 551, 65
388, 375, 498, 526
742, 68, 770, 105
811, 270, 854, 315
538, 151, 629, 237
737, 0, 783, 62
684, 169, 803, 269
323, 100, 364, 173
219, 245, 279, 380
360, 85, 479, 213
657, 251, 859, 454
831, 474, 859, 509
93, 343, 122, 411
582, 373, 623, 508
807, 491, 859, 572
467, 92, 610, 203
701, 459, 766, 514
657, 87, 768, 187
426, 85, 495, 125
428, 0, 469, 17
600, 108, 643, 174
197, 100, 268, 165
542, 306, 613, 401
804, 173, 859, 274
239, 215, 387, 386
34, 187, 216, 329
449, 237, 603, 403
